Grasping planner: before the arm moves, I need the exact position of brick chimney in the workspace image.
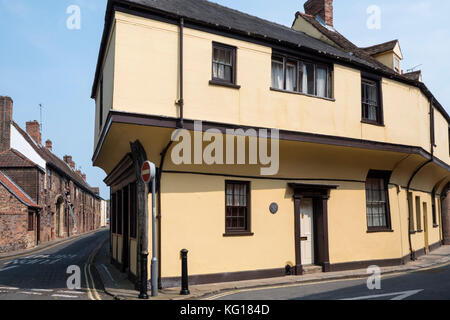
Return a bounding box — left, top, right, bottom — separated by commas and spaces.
45, 139, 52, 151
0, 96, 13, 153
304, 0, 333, 26
70, 160, 75, 170
76, 169, 82, 176
26, 120, 42, 145
92, 187, 100, 196
63, 155, 72, 165
82, 173, 86, 181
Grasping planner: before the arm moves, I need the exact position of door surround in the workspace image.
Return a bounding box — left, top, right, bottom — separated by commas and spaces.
289, 183, 338, 275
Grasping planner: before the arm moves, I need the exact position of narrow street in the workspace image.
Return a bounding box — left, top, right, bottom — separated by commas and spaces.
211, 262, 450, 300
0, 229, 111, 300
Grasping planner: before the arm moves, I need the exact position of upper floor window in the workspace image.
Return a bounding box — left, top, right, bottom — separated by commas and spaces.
394, 57, 400, 73
271, 54, 332, 99
99, 77, 103, 132
361, 76, 383, 125
212, 42, 237, 85
365, 170, 392, 231
47, 169, 52, 190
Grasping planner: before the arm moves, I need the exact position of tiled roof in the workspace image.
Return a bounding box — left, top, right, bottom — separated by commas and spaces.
0, 170, 39, 208
0, 148, 40, 169
361, 40, 399, 56
295, 13, 397, 75
11, 121, 99, 197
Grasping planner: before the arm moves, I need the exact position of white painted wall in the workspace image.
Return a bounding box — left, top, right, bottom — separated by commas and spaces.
10, 125, 46, 169
100, 199, 108, 227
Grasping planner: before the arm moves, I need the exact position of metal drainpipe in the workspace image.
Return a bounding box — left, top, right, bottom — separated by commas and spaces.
156, 141, 173, 289
176, 17, 185, 129
153, 16, 184, 289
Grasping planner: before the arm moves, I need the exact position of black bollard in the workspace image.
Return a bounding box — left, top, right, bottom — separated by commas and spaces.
139, 252, 149, 299
180, 249, 190, 295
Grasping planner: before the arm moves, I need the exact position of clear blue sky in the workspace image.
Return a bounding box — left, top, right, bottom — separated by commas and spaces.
1, 0, 448, 199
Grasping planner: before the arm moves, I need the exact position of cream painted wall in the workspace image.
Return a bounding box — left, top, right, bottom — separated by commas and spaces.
291, 16, 339, 48
94, 11, 450, 162
160, 173, 296, 277
327, 184, 404, 264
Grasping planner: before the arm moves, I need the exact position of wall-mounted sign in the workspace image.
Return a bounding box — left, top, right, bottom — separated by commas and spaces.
270, 203, 278, 214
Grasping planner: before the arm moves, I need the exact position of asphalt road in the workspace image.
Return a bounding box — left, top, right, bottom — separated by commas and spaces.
213, 263, 450, 300
0, 229, 111, 300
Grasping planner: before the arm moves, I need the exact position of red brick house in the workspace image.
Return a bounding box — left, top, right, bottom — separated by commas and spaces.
0, 170, 40, 253
0, 95, 103, 252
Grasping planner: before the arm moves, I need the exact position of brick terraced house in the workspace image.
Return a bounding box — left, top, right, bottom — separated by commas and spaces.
0, 95, 103, 253
92, 0, 450, 288
0, 170, 40, 252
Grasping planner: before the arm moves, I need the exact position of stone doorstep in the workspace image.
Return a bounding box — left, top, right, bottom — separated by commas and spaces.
97, 245, 450, 300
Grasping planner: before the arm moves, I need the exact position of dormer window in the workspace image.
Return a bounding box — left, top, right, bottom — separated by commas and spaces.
394, 57, 400, 73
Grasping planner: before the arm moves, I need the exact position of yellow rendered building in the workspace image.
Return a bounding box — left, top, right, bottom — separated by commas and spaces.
91, 0, 450, 288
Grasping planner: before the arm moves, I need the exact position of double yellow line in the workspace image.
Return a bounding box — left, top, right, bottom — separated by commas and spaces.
85, 239, 106, 301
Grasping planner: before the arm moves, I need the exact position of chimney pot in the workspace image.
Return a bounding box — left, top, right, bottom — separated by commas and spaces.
63, 155, 72, 165
304, 0, 333, 26
26, 120, 42, 145
0, 96, 13, 153
45, 139, 52, 151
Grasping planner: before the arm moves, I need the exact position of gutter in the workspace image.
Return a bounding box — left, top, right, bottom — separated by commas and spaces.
176, 17, 184, 129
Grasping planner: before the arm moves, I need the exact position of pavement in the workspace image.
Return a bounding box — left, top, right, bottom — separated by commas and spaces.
0, 229, 111, 300
96, 244, 450, 300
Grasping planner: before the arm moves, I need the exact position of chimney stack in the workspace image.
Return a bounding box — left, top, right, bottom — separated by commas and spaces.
92, 187, 100, 196
45, 139, 52, 151
0, 96, 13, 153
304, 0, 333, 26
63, 155, 73, 165
76, 169, 82, 176
26, 120, 42, 145
70, 161, 75, 170
82, 173, 86, 181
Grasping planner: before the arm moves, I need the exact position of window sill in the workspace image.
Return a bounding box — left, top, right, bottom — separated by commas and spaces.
270, 87, 335, 102
367, 229, 394, 233
361, 120, 385, 127
209, 80, 241, 89
433, 224, 439, 228
416, 230, 423, 233
409, 231, 416, 235
223, 232, 254, 237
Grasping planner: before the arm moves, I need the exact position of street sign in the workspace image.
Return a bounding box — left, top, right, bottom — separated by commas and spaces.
141, 161, 155, 183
